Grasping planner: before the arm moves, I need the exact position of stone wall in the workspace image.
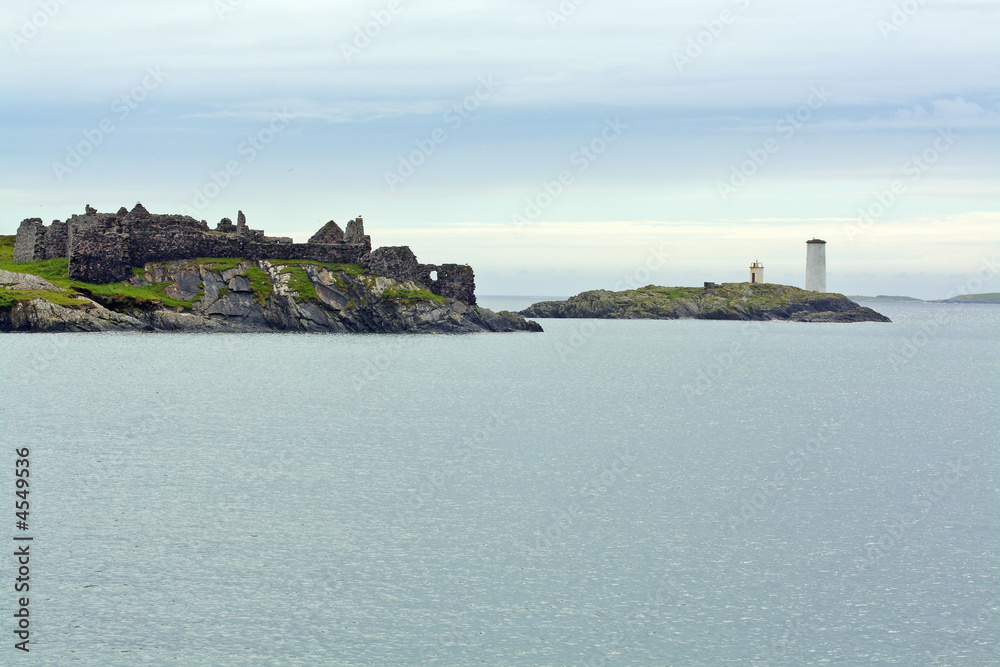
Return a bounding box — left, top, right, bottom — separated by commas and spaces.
13, 204, 477, 304
13, 219, 44, 263
361, 246, 476, 304
44, 221, 69, 259
68, 226, 131, 283
430, 264, 476, 305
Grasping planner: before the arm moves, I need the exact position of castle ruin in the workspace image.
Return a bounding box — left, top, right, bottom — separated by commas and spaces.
13, 203, 476, 304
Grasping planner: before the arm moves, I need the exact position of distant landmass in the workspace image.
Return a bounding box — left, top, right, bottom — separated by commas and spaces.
934, 293, 1000, 304
520, 283, 891, 322
851, 293, 1000, 304
849, 295, 924, 302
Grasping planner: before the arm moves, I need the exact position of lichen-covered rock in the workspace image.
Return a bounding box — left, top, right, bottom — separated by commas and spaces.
0, 261, 542, 334
0, 269, 64, 292
0, 297, 149, 332
520, 283, 891, 323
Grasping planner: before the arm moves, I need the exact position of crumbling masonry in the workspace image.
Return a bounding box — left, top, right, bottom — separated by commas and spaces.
13, 204, 476, 304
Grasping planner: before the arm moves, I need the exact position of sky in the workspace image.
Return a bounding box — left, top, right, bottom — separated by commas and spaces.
1, 0, 998, 298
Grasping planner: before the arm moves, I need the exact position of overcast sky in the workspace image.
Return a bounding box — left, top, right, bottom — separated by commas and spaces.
2, 0, 998, 297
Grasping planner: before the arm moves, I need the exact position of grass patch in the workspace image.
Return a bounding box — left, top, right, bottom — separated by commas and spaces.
0, 244, 366, 313
0, 235, 15, 261
380, 285, 446, 305
0, 256, 72, 287
245, 266, 273, 306
193, 257, 245, 272
278, 265, 317, 303
269, 259, 364, 276
0, 290, 20, 311
0, 288, 90, 310
75, 281, 196, 310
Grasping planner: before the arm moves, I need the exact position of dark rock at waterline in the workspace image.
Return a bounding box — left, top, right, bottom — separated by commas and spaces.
520, 283, 891, 323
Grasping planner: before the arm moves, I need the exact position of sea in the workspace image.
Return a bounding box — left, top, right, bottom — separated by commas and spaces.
0, 299, 997, 666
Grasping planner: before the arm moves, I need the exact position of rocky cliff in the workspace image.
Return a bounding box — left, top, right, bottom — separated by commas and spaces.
0, 252, 541, 333
520, 283, 891, 323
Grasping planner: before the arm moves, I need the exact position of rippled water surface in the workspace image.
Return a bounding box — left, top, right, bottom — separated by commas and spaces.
1, 301, 997, 665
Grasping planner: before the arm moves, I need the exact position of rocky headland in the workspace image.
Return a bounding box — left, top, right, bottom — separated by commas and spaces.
0, 206, 541, 333
520, 283, 891, 323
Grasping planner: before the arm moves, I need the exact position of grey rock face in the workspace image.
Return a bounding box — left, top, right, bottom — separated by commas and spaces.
165, 267, 202, 301
520, 284, 891, 323
0, 297, 149, 332
0, 269, 64, 292
2, 260, 542, 334
227, 275, 252, 292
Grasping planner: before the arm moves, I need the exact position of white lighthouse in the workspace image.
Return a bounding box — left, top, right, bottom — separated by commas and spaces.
805, 239, 826, 292
750, 260, 764, 284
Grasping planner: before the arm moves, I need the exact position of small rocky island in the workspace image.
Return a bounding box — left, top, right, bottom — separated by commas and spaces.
0, 204, 541, 333
520, 283, 891, 322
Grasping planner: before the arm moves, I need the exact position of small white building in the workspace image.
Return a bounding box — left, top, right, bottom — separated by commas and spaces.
750, 260, 764, 284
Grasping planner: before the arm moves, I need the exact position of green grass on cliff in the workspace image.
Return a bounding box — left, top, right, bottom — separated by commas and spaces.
245, 266, 273, 306
192, 257, 245, 272
269, 259, 364, 276
0, 288, 92, 311
1, 234, 427, 313
278, 265, 315, 303
76, 282, 196, 310
524, 282, 854, 319
1, 236, 196, 310
380, 285, 447, 305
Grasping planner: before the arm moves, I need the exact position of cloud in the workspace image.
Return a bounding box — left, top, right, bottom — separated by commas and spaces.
889, 97, 998, 128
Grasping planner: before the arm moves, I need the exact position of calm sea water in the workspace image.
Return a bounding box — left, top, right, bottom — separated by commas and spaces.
1, 300, 997, 665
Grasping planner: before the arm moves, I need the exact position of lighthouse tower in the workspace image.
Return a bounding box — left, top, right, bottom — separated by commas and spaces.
750, 260, 764, 284
805, 239, 826, 292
